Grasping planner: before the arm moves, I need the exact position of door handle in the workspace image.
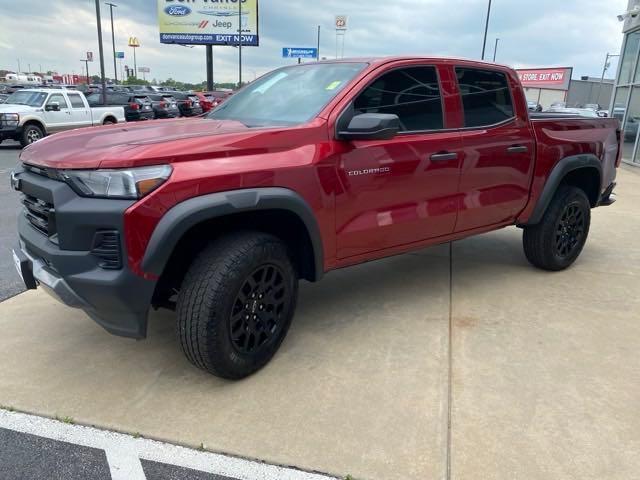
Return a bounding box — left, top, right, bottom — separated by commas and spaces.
507, 145, 528, 154
430, 152, 458, 162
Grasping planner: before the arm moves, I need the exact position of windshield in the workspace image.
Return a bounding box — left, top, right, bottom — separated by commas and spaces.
5, 91, 48, 107
207, 62, 367, 127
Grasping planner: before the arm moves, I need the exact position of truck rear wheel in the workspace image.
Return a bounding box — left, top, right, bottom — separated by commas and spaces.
20, 124, 44, 147
176, 232, 298, 379
523, 186, 591, 271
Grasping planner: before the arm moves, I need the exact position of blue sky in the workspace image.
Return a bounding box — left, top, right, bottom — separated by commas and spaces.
0, 0, 628, 83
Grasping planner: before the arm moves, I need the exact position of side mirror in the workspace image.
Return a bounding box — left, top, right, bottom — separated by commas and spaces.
338, 113, 400, 141
46, 102, 60, 112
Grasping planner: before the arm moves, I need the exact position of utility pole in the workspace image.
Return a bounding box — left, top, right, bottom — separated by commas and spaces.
81, 59, 90, 83
481, 0, 492, 60
17, 58, 21, 73
106, 2, 118, 84
238, 0, 242, 88
597, 53, 620, 105
317, 25, 321, 61
492, 38, 500, 62
206, 45, 214, 91
94, 0, 107, 105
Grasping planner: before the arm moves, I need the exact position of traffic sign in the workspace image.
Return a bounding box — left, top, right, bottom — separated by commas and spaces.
282, 47, 318, 59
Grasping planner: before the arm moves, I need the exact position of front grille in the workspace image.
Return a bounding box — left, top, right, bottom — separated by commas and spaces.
22, 194, 56, 237
91, 231, 122, 270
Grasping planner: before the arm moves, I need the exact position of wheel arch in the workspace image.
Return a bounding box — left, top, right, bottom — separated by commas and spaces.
103, 115, 117, 124
523, 154, 602, 226
21, 118, 47, 135
143, 188, 324, 303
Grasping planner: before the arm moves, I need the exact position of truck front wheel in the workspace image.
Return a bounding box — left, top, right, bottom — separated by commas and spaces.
523, 186, 591, 271
20, 124, 44, 147
176, 232, 298, 379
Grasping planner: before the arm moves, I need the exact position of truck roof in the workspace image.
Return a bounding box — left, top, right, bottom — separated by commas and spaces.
315, 56, 509, 68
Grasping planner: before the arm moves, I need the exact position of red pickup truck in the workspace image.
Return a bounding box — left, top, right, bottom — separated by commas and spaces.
12, 57, 621, 379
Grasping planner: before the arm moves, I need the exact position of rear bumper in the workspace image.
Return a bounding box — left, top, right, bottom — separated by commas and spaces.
598, 182, 617, 207
13, 167, 157, 339
126, 111, 155, 121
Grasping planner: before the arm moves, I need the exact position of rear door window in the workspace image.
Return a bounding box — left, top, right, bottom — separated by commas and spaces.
67, 93, 85, 108
353, 66, 444, 132
455, 68, 514, 127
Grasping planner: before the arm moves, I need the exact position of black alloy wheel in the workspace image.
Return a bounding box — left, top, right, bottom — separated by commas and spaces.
230, 264, 290, 355
555, 203, 585, 258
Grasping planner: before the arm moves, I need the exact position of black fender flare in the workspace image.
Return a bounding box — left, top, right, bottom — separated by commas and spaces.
141, 187, 324, 280
524, 154, 602, 225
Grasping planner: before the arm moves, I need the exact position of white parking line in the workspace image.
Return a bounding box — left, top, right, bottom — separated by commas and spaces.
0, 409, 337, 480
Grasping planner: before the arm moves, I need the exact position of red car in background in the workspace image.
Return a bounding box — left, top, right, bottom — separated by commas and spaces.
194, 91, 232, 112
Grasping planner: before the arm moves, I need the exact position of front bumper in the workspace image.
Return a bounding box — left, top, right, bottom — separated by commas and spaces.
13, 166, 157, 339
0, 125, 21, 141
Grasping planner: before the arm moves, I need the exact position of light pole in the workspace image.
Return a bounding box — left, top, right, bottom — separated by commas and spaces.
492, 38, 500, 62
81, 59, 90, 84
317, 25, 321, 61
94, 0, 107, 105
105, 2, 118, 84
238, 0, 243, 88
481, 0, 492, 60
597, 53, 620, 105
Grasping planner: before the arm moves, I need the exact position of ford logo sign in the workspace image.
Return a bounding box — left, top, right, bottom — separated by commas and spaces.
165, 5, 191, 16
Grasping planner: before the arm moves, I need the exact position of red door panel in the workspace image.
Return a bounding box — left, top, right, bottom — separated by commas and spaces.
335, 131, 462, 258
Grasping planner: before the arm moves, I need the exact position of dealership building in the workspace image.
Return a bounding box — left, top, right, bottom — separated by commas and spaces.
612, 0, 640, 165
517, 67, 614, 110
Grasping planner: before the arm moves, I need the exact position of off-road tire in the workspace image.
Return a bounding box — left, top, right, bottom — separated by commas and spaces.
176, 232, 298, 379
523, 186, 591, 271
20, 124, 45, 147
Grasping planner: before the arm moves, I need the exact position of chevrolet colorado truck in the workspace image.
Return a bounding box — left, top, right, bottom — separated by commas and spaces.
0, 88, 125, 147
11, 57, 621, 379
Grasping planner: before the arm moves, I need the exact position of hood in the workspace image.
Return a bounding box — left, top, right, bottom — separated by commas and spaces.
20, 117, 256, 169
0, 104, 38, 114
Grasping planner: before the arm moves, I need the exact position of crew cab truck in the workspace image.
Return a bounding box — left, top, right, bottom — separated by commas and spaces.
0, 89, 125, 147
11, 57, 621, 379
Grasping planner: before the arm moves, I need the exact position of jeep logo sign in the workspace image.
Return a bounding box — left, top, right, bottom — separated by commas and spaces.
164, 5, 191, 16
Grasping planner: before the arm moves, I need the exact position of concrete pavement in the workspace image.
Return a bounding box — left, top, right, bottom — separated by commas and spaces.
0, 166, 638, 479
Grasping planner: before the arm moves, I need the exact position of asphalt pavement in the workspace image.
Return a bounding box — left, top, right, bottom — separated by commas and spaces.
0, 140, 25, 301
0, 409, 335, 480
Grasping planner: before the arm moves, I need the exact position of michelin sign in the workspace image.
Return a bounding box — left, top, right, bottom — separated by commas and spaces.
158, 0, 259, 46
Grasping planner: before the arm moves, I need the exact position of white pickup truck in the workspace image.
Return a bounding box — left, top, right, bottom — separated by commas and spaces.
0, 88, 126, 147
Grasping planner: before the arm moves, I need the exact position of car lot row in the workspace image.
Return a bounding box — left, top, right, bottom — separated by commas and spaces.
0, 87, 234, 147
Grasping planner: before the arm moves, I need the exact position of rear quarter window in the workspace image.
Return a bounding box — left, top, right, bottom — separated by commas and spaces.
455, 68, 514, 128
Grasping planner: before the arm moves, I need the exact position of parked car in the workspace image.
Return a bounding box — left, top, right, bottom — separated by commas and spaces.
0, 94, 9, 104
11, 57, 620, 379
147, 94, 180, 119
527, 100, 542, 112
86, 92, 154, 122
170, 91, 203, 117
193, 92, 214, 113
549, 101, 567, 109
203, 91, 232, 111
544, 107, 600, 118
0, 88, 124, 146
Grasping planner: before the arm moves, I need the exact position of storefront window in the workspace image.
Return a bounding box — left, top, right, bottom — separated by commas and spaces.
622, 87, 640, 162
619, 32, 640, 84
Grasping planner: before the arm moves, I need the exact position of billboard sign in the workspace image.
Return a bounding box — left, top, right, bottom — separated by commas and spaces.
138, 67, 150, 73
116, 51, 125, 59
282, 47, 318, 59
86, 52, 94, 62
516, 68, 572, 91
158, 0, 259, 46
335, 15, 348, 30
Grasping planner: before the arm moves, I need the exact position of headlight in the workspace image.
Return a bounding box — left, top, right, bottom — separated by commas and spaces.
0, 113, 20, 127
61, 165, 172, 199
